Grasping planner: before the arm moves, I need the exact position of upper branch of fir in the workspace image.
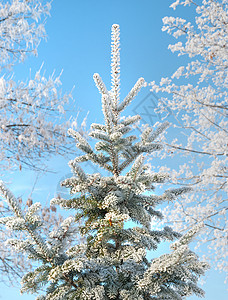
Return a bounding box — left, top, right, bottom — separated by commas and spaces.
111, 24, 121, 110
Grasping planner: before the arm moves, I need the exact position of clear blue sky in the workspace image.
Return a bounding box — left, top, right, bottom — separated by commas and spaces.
0, 0, 227, 299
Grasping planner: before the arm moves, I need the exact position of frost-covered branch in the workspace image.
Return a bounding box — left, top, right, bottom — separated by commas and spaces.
0, 0, 51, 70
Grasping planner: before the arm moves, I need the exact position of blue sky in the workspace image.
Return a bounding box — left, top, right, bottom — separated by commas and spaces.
0, 0, 227, 299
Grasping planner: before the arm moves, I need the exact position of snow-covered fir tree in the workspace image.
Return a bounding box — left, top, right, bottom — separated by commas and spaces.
0, 24, 209, 299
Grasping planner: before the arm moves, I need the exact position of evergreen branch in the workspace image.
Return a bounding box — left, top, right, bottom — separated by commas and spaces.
0, 181, 23, 218
101, 94, 113, 135
117, 78, 145, 112
93, 73, 109, 95
111, 24, 120, 109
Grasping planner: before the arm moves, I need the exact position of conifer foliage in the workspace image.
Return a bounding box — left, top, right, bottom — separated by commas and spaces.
0, 24, 208, 299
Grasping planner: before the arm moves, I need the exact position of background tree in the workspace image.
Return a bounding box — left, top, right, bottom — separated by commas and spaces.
0, 0, 80, 172
0, 0, 84, 285
0, 24, 209, 300
150, 0, 228, 280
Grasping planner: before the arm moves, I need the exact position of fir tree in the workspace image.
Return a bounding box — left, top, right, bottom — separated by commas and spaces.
0, 24, 209, 299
